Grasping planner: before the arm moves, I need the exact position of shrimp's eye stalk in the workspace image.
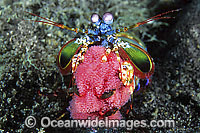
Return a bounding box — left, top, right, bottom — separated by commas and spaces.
91, 13, 101, 26
103, 12, 113, 25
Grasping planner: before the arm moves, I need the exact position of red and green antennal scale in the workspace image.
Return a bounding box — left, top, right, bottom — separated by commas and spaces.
24, 8, 181, 33
24, 11, 88, 34
124, 8, 181, 31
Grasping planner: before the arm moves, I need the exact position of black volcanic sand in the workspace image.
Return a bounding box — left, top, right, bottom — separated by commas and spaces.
0, 0, 199, 132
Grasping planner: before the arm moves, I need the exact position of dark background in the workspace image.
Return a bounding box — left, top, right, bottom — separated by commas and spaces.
0, 0, 199, 132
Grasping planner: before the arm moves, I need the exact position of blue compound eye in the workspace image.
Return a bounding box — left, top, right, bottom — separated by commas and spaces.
91, 13, 101, 25
103, 12, 113, 25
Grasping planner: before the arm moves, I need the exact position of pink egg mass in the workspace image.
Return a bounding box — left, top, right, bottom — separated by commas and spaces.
69, 46, 132, 120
